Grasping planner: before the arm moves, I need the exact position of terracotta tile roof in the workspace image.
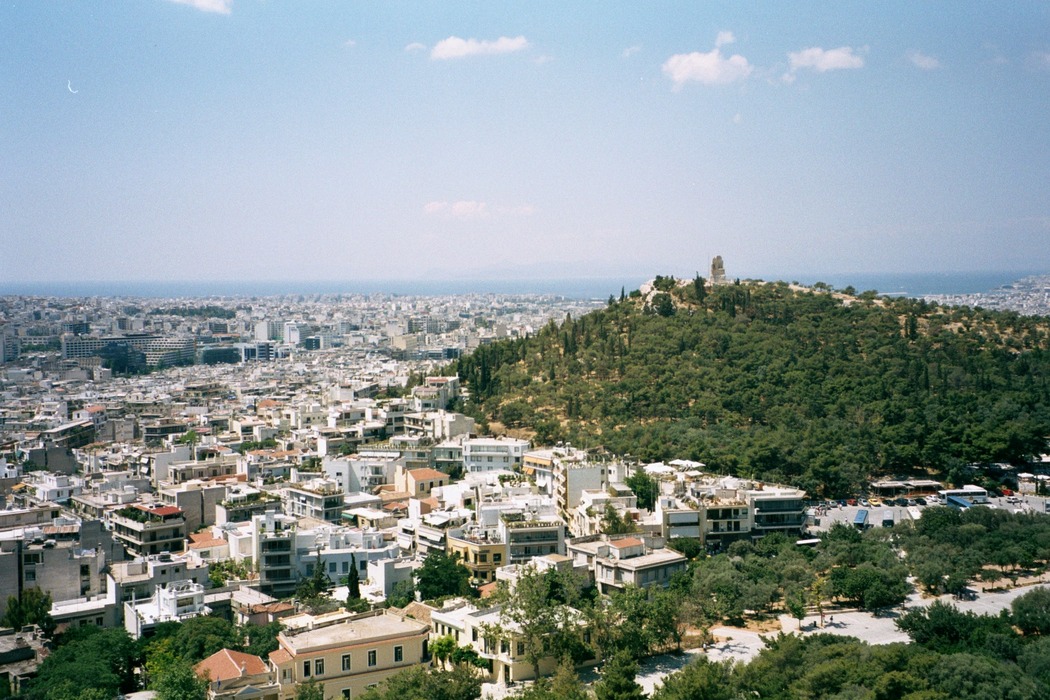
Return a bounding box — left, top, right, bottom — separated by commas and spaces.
188, 536, 226, 550
268, 648, 292, 666
397, 601, 435, 625
408, 468, 447, 481
195, 649, 268, 682
145, 505, 182, 517
610, 537, 644, 548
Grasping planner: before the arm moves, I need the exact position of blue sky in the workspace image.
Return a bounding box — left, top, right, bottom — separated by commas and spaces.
3, 1, 1050, 285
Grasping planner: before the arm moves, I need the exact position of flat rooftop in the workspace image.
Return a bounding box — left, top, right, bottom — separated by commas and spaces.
280, 612, 428, 653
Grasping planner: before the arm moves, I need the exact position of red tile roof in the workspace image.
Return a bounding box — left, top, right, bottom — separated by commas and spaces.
146, 505, 182, 517
268, 648, 292, 666
408, 468, 447, 481
195, 649, 269, 682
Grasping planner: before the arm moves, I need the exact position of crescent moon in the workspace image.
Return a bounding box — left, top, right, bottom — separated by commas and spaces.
67, 80, 78, 94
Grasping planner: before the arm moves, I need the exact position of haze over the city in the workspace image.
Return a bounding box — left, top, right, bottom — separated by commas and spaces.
3, 1, 1050, 286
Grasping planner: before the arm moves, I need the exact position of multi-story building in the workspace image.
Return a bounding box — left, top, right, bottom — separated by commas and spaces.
294, 525, 400, 586
552, 453, 612, 521
394, 467, 448, 498
252, 513, 298, 598
0, 522, 117, 607
268, 610, 431, 700
323, 453, 402, 494
38, 420, 96, 450
446, 527, 508, 585
124, 579, 210, 638
281, 479, 345, 523
498, 511, 566, 564
108, 552, 211, 607
651, 471, 807, 550
566, 535, 687, 595
158, 481, 228, 532
108, 504, 187, 557
61, 334, 195, 368
462, 437, 529, 474
162, 454, 241, 486
430, 599, 581, 684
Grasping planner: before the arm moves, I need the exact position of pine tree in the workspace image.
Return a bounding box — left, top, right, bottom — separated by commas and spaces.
594, 651, 645, 700
347, 553, 361, 600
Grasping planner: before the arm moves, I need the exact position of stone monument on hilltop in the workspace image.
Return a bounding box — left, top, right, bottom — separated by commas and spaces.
710, 255, 726, 285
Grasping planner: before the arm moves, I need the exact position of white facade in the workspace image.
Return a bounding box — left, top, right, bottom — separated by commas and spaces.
463, 437, 529, 474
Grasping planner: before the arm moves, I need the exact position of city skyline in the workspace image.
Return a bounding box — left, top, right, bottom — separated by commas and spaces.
4, 1, 1050, 285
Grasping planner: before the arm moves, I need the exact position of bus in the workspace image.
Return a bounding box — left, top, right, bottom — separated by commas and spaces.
853, 509, 870, 529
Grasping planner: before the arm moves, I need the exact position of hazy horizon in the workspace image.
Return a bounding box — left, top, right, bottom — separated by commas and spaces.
1, 268, 1043, 300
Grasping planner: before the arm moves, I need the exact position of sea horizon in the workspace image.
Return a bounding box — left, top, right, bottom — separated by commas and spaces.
0, 270, 1044, 301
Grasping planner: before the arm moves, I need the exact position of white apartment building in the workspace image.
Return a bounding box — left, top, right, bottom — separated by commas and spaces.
125, 579, 210, 638
463, 437, 530, 474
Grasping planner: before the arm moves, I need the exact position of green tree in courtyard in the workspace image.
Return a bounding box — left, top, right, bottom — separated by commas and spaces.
594, 651, 645, 700
415, 551, 472, 601
153, 663, 208, 700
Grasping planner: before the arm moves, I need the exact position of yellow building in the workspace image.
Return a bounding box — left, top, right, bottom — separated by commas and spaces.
446, 529, 508, 584
269, 609, 431, 700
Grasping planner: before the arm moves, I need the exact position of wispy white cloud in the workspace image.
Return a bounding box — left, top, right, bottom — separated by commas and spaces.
715, 31, 736, 48
622, 45, 642, 59
423, 200, 535, 221
165, 0, 232, 14
344, 39, 357, 49
662, 34, 753, 90
787, 46, 865, 73
430, 36, 530, 60
906, 49, 940, 70
1028, 50, 1050, 71
404, 42, 427, 53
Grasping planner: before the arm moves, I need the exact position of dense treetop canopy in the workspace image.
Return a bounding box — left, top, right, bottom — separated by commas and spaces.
455, 278, 1050, 495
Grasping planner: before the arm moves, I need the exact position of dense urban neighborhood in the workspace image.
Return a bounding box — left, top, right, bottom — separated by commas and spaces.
2, 280, 1050, 700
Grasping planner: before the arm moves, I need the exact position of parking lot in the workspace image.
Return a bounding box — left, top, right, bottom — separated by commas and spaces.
805, 493, 1050, 534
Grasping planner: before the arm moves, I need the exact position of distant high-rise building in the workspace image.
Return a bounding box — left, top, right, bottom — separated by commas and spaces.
61, 334, 195, 368
0, 326, 18, 363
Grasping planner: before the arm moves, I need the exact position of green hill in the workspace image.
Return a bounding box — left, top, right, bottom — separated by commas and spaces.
453, 276, 1050, 496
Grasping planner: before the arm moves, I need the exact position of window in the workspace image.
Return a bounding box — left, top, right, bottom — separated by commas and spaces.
342, 561, 349, 574
478, 553, 487, 563
367, 650, 377, 667
493, 553, 502, 564
342, 654, 351, 671
303, 661, 311, 678
394, 646, 403, 662
315, 659, 324, 676
517, 641, 525, 656
329, 562, 337, 574
342, 691, 350, 700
